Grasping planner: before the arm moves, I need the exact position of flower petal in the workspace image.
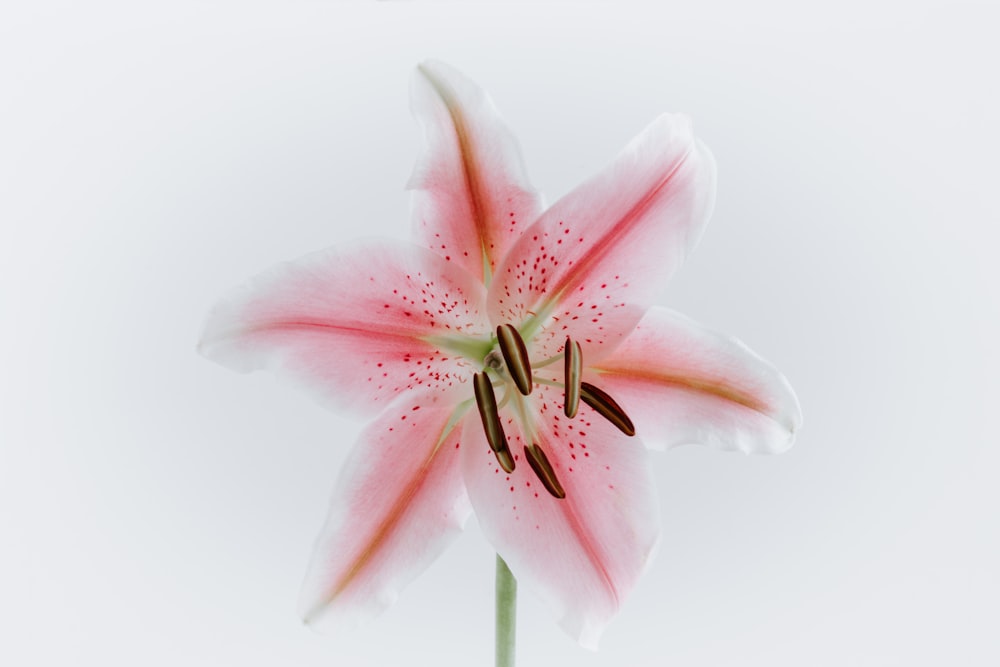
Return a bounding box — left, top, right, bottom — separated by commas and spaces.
300, 391, 472, 630
409, 61, 544, 282
461, 384, 659, 648
591, 307, 802, 453
199, 239, 490, 415
488, 114, 716, 363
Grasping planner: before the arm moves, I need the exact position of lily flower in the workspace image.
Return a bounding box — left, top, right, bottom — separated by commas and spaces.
199, 61, 801, 648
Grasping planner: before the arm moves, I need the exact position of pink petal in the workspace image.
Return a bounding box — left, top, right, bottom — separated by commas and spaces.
409, 61, 544, 282
591, 307, 802, 453
300, 391, 472, 630
199, 239, 489, 416
461, 383, 659, 648
488, 114, 716, 363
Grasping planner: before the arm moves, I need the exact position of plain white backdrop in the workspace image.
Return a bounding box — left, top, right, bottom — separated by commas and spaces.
2, 1, 997, 665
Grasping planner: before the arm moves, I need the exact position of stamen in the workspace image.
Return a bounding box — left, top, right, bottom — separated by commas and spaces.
474, 372, 515, 472
530, 352, 563, 369
494, 447, 516, 474
563, 337, 582, 418
497, 324, 532, 396
496, 385, 512, 411
580, 382, 636, 436
524, 444, 566, 499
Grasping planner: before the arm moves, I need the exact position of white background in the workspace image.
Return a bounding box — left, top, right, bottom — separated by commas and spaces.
2, 1, 997, 665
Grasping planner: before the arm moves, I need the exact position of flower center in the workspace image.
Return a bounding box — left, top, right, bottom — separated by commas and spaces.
483, 349, 506, 374
471, 324, 635, 500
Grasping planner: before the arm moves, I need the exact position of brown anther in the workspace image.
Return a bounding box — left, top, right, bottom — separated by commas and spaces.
474, 372, 515, 472
524, 444, 566, 499
496, 324, 532, 396
494, 447, 516, 474
563, 337, 582, 418
580, 382, 636, 436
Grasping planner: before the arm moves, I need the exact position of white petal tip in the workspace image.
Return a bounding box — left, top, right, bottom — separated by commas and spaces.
298, 596, 326, 628
563, 616, 605, 651
296, 597, 375, 636
414, 59, 460, 82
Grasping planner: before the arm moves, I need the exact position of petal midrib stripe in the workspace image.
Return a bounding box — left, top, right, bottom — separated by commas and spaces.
595, 365, 781, 424
550, 145, 695, 301
217, 320, 442, 345
559, 497, 622, 611
306, 410, 466, 618
419, 65, 493, 273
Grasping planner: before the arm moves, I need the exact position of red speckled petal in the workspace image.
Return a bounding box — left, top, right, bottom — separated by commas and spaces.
199, 239, 489, 416
488, 114, 716, 363
409, 61, 544, 282
300, 391, 472, 630
592, 307, 802, 453
461, 383, 659, 648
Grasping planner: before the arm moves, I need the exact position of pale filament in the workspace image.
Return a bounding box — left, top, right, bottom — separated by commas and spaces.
530, 352, 563, 369
496, 385, 512, 411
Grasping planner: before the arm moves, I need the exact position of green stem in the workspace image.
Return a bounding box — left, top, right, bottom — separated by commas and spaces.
495, 554, 517, 667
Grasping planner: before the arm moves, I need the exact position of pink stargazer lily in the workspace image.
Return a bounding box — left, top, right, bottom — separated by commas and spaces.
199, 61, 801, 648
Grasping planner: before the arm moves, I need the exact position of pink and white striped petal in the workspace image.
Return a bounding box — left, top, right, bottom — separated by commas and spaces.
488, 114, 716, 364
591, 307, 802, 453
198, 239, 489, 416
409, 61, 544, 282
300, 391, 473, 631
461, 384, 659, 648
